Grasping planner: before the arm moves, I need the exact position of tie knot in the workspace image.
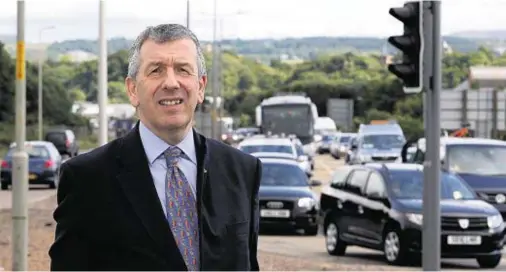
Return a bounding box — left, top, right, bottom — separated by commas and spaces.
164, 146, 182, 166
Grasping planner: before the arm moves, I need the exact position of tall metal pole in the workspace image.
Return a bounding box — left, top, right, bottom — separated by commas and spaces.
37, 41, 43, 140
217, 18, 224, 137
37, 26, 54, 140
98, 0, 108, 146
186, 0, 190, 29
210, 0, 218, 139
12, 0, 29, 270
423, 1, 442, 270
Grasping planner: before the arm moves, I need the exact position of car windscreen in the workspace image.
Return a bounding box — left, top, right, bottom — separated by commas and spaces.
388, 170, 475, 200
261, 163, 308, 187
339, 136, 351, 143
240, 145, 293, 155
361, 134, 405, 149
447, 144, 506, 176
6, 145, 50, 159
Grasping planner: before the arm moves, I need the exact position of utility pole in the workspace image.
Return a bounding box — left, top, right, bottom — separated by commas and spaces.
387, 2, 442, 269
186, 0, 190, 29
98, 0, 108, 146
423, 1, 442, 270
12, 0, 29, 270
210, 0, 218, 139
37, 26, 54, 140
217, 18, 224, 137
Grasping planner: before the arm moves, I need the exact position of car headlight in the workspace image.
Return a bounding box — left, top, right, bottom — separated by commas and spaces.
339, 146, 346, 152
407, 213, 423, 225
488, 214, 503, 229
359, 154, 372, 162
298, 197, 316, 209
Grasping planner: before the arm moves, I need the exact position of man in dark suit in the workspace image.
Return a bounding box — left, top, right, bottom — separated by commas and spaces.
48, 24, 262, 271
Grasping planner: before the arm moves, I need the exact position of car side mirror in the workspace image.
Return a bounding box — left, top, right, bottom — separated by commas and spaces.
310, 180, 322, 186
350, 144, 357, 150
306, 172, 313, 178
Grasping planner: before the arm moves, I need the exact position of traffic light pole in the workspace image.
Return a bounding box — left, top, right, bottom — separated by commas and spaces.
422, 1, 442, 271
12, 0, 29, 270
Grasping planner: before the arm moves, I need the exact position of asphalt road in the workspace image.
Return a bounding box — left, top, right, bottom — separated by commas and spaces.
258, 153, 506, 270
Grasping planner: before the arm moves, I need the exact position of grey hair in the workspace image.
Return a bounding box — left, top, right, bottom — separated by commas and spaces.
127, 24, 207, 79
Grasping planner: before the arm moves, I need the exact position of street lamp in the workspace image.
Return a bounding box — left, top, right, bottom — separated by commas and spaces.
38, 25, 55, 140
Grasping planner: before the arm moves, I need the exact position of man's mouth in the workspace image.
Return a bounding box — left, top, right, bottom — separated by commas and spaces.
159, 99, 183, 106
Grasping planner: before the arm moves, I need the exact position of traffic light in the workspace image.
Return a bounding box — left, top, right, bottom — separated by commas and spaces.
388, 1, 423, 93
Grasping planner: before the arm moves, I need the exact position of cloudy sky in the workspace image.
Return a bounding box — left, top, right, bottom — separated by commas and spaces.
0, 0, 505, 42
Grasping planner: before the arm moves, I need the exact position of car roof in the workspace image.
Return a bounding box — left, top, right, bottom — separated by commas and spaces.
250, 152, 296, 159
418, 136, 506, 146
258, 157, 300, 166
9, 141, 54, 148
240, 137, 293, 146
365, 162, 424, 172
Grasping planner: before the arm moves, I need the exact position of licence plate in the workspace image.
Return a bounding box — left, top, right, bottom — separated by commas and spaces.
260, 209, 290, 218
447, 235, 481, 245
29, 174, 37, 180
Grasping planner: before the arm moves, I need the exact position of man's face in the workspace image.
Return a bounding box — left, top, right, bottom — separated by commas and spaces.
126, 38, 206, 133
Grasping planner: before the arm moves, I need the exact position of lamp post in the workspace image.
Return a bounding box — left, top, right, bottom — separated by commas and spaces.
38, 26, 55, 140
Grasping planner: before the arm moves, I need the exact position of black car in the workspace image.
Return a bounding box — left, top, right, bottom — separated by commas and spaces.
44, 129, 79, 157
406, 137, 506, 223
320, 163, 505, 268
255, 156, 322, 235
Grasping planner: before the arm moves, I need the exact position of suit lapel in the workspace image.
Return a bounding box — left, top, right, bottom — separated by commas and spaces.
115, 123, 181, 259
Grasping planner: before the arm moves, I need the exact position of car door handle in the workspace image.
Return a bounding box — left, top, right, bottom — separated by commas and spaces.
357, 205, 364, 214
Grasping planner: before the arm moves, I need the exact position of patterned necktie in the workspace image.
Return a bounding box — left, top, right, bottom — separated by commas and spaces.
164, 146, 200, 271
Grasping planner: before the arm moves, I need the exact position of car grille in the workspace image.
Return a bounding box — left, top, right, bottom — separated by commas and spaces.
372, 156, 397, 161
259, 199, 294, 210
478, 192, 506, 204
441, 216, 488, 231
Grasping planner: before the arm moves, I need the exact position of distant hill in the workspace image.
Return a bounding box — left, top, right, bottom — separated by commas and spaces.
0, 32, 502, 62
450, 30, 506, 40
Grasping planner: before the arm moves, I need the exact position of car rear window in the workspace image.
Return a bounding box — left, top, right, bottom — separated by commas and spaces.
46, 133, 66, 143
6, 145, 50, 158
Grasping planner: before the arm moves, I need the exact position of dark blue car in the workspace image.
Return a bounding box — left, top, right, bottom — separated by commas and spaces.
253, 156, 322, 235
1, 141, 63, 190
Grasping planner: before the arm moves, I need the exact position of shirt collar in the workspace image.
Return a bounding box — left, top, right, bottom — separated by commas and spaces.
139, 121, 197, 165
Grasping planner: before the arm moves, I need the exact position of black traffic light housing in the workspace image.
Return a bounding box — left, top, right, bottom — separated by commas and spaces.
388, 1, 423, 93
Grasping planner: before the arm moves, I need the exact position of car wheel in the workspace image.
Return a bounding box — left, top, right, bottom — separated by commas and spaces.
477, 254, 501, 268
325, 220, 346, 256
383, 228, 407, 265
304, 226, 318, 236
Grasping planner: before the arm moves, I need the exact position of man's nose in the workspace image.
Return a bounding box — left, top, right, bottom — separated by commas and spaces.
162, 68, 180, 90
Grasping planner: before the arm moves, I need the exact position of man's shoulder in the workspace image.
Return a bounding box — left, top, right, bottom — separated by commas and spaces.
63, 137, 121, 171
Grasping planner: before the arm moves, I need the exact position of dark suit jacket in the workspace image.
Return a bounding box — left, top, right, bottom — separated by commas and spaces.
48, 124, 262, 271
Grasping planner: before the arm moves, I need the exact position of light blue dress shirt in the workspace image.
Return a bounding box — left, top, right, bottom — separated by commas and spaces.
138, 122, 198, 215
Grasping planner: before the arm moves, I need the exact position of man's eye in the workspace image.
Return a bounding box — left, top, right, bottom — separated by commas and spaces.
150, 67, 161, 74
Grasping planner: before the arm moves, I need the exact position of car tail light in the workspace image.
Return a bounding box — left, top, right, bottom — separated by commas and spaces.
65, 140, 70, 148
1, 160, 9, 168
44, 160, 54, 168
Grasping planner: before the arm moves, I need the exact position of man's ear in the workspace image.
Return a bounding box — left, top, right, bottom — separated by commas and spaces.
125, 77, 139, 107
197, 75, 208, 104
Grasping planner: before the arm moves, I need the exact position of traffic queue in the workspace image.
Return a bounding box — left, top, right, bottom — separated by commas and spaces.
232, 128, 506, 268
